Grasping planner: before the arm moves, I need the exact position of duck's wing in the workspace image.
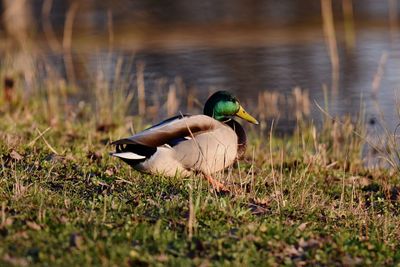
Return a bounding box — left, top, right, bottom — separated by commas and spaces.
112, 114, 221, 147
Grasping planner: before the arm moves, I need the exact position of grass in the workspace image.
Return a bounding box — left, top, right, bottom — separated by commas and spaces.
1, 66, 400, 266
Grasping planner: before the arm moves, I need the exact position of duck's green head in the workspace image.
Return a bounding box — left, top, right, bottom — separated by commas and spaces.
203, 91, 259, 124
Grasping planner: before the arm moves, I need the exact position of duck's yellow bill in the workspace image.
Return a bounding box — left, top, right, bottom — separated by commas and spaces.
235, 105, 259, 124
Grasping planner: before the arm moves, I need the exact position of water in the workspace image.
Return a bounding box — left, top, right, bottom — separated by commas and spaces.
81, 28, 400, 132
2, 0, 400, 132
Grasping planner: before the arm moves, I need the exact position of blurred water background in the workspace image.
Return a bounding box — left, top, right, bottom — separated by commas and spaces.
1, 0, 400, 133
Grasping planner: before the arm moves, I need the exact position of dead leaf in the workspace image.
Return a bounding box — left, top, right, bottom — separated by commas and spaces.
105, 168, 115, 176
26, 221, 41, 231
65, 154, 76, 161
297, 222, 308, 231
295, 260, 307, 267
0, 217, 13, 228
10, 150, 23, 161
58, 216, 69, 224
252, 197, 270, 207
342, 255, 363, 266
244, 234, 262, 242
249, 196, 270, 215
13, 231, 29, 239
3, 254, 29, 267
248, 204, 268, 215
298, 238, 321, 249
198, 260, 210, 267
284, 245, 302, 257
155, 254, 168, 262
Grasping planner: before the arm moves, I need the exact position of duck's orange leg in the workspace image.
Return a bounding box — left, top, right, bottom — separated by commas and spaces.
203, 174, 229, 192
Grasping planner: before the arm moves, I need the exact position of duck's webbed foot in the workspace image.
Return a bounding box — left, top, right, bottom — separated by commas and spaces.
203, 174, 230, 193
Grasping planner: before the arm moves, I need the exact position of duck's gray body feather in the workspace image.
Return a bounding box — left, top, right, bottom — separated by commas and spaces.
111, 114, 246, 177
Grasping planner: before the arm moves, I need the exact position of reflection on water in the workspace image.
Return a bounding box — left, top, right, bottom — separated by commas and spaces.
1, 0, 400, 132
78, 28, 400, 132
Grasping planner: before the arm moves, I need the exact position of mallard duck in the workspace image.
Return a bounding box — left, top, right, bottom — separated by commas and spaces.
111, 91, 258, 191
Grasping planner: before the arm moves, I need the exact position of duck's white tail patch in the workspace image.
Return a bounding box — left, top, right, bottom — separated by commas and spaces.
111, 152, 146, 160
